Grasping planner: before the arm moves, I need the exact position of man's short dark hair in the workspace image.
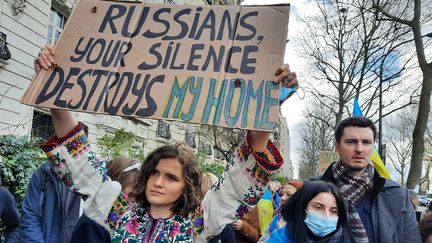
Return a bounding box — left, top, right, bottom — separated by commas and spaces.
335, 116, 377, 143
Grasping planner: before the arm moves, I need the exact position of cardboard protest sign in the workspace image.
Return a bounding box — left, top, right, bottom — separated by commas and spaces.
317, 151, 339, 175
21, 0, 290, 131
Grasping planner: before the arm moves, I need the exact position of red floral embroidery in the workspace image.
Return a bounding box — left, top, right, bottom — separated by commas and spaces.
124, 216, 139, 235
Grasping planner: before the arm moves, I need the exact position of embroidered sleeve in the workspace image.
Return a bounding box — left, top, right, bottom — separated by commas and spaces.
39, 123, 125, 227
194, 131, 284, 240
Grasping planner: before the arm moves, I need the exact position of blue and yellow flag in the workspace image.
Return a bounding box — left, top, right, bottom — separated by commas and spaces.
353, 98, 391, 178
257, 188, 274, 233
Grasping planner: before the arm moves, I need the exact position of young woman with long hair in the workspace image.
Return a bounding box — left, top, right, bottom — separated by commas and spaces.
70, 158, 141, 242
268, 180, 352, 243
34, 46, 298, 242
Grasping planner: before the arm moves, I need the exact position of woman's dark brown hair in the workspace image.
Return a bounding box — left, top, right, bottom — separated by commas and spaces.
130, 143, 203, 217
105, 158, 140, 192
420, 212, 432, 242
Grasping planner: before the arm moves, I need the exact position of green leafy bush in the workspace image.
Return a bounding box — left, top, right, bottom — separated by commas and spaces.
272, 172, 289, 184
200, 162, 225, 178
97, 129, 146, 161
0, 135, 45, 205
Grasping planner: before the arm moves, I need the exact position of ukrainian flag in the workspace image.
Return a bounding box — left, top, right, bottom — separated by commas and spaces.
257, 187, 274, 233
353, 98, 391, 178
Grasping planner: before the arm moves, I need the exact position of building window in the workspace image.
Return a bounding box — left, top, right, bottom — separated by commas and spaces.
185, 131, 196, 148
199, 140, 212, 156
47, 8, 67, 45
32, 111, 54, 141
214, 149, 224, 160
32, 111, 88, 140
157, 121, 171, 140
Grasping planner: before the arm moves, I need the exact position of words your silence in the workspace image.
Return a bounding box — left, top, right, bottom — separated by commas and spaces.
70, 4, 264, 74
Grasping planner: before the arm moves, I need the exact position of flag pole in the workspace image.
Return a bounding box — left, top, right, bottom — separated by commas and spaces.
379, 79, 384, 164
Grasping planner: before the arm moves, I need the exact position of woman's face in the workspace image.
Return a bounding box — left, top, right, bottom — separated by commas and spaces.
306, 192, 339, 218
145, 158, 186, 210
281, 184, 297, 204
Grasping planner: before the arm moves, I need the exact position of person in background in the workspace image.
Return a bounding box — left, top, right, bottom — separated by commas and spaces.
313, 116, 421, 242
105, 158, 141, 202
70, 158, 141, 242
269, 181, 281, 210
267, 180, 352, 242
0, 173, 21, 242
259, 181, 304, 242
232, 206, 261, 243
20, 162, 82, 243
422, 201, 432, 221
420, 213, 432, 243
278, 181, 304, 213
201, 172, 218, 196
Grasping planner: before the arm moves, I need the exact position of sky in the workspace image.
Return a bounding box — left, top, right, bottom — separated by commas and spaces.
240, 0, 421, 180
241, 0, 314, 170
241, 0, 316, 127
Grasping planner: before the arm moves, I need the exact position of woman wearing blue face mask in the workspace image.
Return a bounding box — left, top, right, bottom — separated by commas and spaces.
267, 180, 352, 243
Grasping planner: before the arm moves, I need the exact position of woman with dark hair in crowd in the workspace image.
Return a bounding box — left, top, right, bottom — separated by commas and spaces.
259, 181, 303, 242
421, 201, 432, 221
105, 158, 141, 202
34, 46, 298, 242
420, 212, 432, 243
70, 158, 141, 242
268, 180, 352, 243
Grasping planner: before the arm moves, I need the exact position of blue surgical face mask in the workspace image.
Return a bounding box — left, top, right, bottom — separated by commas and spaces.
304, 210, 339, 237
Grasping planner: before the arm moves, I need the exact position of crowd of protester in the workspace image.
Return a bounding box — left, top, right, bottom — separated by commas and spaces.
0, 45, 429, 243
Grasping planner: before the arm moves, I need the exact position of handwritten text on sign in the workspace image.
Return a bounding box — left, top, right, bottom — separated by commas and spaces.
21, 0, 290, 131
